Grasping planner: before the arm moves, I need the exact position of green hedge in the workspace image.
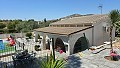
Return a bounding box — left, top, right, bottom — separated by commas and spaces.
0, 29, 17, 33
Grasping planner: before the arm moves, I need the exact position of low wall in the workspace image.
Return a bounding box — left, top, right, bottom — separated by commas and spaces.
0, 33, 26, 39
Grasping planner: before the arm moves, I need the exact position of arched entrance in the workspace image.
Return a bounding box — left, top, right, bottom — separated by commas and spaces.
73, 37, 89, 54
55, 38, 66, 53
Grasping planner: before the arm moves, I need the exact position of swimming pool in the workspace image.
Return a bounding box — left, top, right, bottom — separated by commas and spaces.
0, 39, 9, 44
0, 39, 14, 53
0, 40, 5, 50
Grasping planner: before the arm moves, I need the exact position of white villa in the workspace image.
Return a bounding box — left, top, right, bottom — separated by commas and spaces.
34, 14, 115, 55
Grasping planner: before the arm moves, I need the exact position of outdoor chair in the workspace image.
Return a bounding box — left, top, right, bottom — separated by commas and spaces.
12, 56, 24, 68
12, 50, 37, 68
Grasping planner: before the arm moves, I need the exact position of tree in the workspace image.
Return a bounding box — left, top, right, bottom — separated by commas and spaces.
0, 23, 6, 29
115, 21, 120, 36
7, 20, 20, 30
16, 22, 24, 32
44, 18, 47, 23
7, 22, 15, 29
109, 10, 120, 51
28, 19, 34, 22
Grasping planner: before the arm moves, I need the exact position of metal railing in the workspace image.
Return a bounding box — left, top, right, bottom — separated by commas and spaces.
0, 38, 41, 68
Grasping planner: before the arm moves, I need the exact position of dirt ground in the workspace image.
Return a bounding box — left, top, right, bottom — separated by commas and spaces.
113, 37, 120, 49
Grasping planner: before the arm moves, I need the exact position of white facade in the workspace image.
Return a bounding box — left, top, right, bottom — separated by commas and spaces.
34, 14, 115, 55
35, 22, 115, 55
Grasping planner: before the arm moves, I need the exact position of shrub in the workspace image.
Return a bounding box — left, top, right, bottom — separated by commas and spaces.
38, 34, 41, 39
25, 32, 32, 39
0, 29, 4, 33
0, 29, 17, 33
8, 29, 17, 33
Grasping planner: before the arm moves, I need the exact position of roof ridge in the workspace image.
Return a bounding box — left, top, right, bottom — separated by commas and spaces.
50, 14, 108, 25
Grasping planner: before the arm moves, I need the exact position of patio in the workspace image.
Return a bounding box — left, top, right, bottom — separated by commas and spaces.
1, 46, 120, 68
0, 50, 68, 68
64, 48, 120, 68
1, 37, 120, 68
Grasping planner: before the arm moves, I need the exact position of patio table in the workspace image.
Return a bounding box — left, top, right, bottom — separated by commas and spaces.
12, 50, 36, 68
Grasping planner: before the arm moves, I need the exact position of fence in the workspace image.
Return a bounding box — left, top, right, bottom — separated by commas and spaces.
0, 37, 50, 68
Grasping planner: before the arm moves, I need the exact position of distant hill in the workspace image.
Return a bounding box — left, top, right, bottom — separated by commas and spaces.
59, 14, 81, 20
0, 14, 94, 24
59, 14, 94, 20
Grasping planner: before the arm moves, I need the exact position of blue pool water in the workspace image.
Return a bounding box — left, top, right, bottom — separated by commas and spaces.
0, 40, 5, 50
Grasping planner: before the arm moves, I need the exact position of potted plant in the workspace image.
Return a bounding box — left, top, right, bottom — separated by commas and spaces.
104, 50, 119, 61
34, 45, 41, 51
109, 50, 119, 61
37, 34, 40, 41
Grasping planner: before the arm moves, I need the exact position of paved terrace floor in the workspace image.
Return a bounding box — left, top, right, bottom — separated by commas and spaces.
65, 48, 120, 68
1, 48, 120, 68
1, 37, 120, 68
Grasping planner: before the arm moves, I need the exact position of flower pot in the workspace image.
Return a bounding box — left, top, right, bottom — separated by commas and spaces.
104, 56, 119, 61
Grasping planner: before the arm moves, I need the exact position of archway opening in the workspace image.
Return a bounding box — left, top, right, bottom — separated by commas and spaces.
55, 38, 66, 53
73, 37, 89, 54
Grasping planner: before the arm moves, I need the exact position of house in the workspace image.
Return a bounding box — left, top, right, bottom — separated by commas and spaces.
34, 14, 115, 55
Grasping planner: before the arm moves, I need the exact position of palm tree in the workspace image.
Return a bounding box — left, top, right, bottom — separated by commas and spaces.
109, 10, 120, 52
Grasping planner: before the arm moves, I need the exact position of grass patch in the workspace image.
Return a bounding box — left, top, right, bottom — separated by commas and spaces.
0, 43, 15, 53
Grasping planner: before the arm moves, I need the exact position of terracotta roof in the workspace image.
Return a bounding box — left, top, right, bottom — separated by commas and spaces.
34, 26, 93, 36
50, 14, 108, 25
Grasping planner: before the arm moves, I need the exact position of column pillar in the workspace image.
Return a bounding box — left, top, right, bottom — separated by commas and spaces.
68, 40, 71, 55
35, 32, 38, 42
52, 38, 55, 61
43, 33, 46, 50
50, 38, 53, 51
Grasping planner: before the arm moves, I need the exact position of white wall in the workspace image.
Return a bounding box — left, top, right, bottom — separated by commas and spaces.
93, 21, 115, 46
93, 22, 105, 46
69, 27, 93, 54
68, 21, 115, 54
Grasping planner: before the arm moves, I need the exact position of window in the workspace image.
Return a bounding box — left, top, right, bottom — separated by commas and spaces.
106, 27, 110, 32
103, 26, 110, 32
103, 26, 106, 32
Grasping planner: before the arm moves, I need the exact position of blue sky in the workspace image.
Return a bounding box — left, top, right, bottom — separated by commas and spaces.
0, 0, 120, 20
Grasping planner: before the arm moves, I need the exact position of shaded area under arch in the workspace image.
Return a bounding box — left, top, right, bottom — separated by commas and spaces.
55, 38, 66, 53
73, 37, 89, 54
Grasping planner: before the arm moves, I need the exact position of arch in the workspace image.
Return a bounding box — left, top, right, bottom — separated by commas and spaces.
55, 38, 66, 53
73, 37, 89, 54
